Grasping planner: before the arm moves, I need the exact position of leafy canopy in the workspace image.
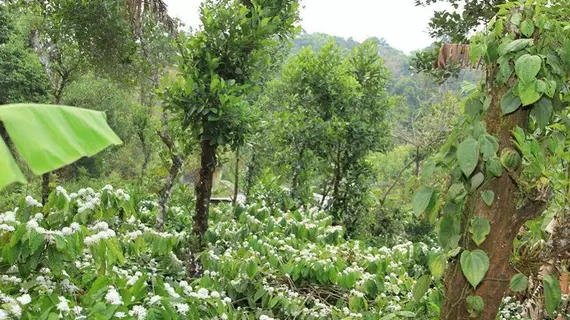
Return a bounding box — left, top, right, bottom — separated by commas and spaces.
160, 0, 299, 149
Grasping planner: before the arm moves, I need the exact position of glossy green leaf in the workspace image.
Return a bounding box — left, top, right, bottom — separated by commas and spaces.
544, 274, 561, 315
470, 172, 485, 191
536, 79, 547, 93
29, 229, 45, 254
438, 215, 461, 250
531, 98, 553, 130
510, 12, 522, 26
363, 279, 378, 296
460, 249, 489, 288
0, 137, 26, 190
412, 186, 434, 217
510, 273, 528, 292
481, 190, 495, 206
466, 295, 485, 318
412, 275, 431, 302
448, 183, 467, 202
246, 260, 257, 279
469, 217, 491, 246
497, 56, 513, 85
515, 54, 542, 84
499, 39, 533, 55
0, 104, 122, 190
517, 80, 542, 106
500, 89, 522, 115
478, 134, 499, 161
521, 20, 535, 37
457, 138, 479, 177
428, 253, 447, 280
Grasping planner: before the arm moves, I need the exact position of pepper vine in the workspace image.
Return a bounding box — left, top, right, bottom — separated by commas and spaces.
412, 1, 570, 318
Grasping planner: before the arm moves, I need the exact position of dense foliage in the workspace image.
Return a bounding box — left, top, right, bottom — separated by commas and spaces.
3, 0, 570, 319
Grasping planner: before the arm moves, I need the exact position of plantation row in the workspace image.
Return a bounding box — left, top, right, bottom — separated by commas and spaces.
0, 185, 530, 319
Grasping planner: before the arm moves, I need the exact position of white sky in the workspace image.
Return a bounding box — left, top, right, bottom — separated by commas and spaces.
164, 0, 451, 54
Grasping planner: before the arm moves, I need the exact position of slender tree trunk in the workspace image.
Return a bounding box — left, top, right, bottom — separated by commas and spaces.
291, 145, 306, 204
138, 25, 183, 231
380, 158, 415, 205
138, 130, 151, 185
244, 152, 257, 203
188, 139, 217, 278
331, 142, 343, 224
232, 147, 240, 207
415, 146, 421, 176
441, 79, 546, 320
155, 130, 183, 230
41, 173, 50, 205
156, 154, 183, 231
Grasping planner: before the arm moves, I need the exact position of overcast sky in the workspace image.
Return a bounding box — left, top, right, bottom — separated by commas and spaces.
163, 0, 450, 54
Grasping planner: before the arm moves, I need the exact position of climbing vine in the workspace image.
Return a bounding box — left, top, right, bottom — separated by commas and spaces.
412, 1, 570, 318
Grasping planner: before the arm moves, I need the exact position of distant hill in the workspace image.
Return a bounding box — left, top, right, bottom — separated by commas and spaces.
291, 31, 411, 79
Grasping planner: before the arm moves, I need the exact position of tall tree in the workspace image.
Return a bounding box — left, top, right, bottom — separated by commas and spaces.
415, 0, 505, 43
264, 40, 390, 231
160, 0, 299, 277
11, 0, 176, 203
414, 1, 570, 318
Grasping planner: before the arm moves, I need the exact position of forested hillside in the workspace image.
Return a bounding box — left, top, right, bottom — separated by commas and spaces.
1, 0, 569, 319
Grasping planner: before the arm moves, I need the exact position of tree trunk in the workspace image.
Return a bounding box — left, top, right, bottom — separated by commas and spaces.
156, 154, 183, 231
244, 152, 257, 203
441, 80, 546, 319
291, 145, 306, 205
331, 142, 343, 224
232, 147, 240, 207
138, 130, 151, 185
188, 139, 217, 278
415, 146, 421, 176
41, 173, 50, 205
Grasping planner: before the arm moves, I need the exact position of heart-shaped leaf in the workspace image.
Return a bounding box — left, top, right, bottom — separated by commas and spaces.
499, 39, 533, 55
428, 253, 447, 280
481, 190, 495, 206
517, 79, 542, 106
478, 134, 499, 160
510, 12, 522, 26
521, 20, 535, 37
438, 216, 461, 250
412, 275, 431, 302
471, 173, 485, 191
515, 54, 542, 84
466, 295, 485, 318
412, 186, 434, 217
501, 89, 522, 115
457, 138, 479, 177
531, 98, 553, 130
469, 217, 491, 246
510, 273, 528, 292
544, 274, 561, 315
460, 249, 489, 288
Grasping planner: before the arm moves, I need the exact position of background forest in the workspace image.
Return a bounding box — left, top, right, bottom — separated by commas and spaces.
0, 0, 569, 319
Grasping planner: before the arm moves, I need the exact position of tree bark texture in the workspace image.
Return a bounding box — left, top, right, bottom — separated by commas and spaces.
156, 154, 183, 231
441, 77, 546, 319
138, 129, 151, 185
232, 147, 240, 207
188, 139, 217, 278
